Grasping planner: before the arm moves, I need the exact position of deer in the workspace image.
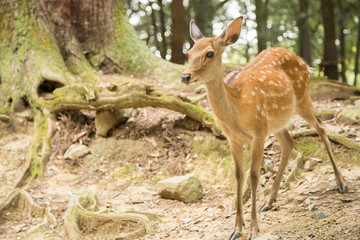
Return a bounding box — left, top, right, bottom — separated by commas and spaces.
180, 17, 347, 240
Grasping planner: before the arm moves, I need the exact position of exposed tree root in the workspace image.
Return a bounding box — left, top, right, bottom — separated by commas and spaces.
284, 150, 304, 185
39, 80, 222, 136
292, 129, 360, 151
64, 193, 159, 240
14, 111, 54, 188
0, 188, 44, 222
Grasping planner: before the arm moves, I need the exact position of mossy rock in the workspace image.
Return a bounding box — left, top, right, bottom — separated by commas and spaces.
315, 109, 334, 121
157, 174, 204, 203
309, 80, 360, 101
336, 109, 360, 125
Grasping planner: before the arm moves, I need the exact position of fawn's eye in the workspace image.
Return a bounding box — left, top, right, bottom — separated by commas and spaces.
206, 51, 214, 58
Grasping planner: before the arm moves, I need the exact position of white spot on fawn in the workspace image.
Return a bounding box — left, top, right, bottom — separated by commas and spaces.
272, 103, 278, 109
251, 91, 256, 96
256, 105, 260, 111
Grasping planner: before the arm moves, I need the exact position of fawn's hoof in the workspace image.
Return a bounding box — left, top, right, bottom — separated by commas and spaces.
229, 231, 242, 240
259, 204, 270, 212
337, 184, 347, 193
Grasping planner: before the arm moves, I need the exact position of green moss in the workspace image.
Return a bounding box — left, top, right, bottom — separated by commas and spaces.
294, 137, 360, 166
189, 133, 251, 188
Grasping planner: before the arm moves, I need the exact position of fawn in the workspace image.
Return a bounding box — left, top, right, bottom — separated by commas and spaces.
180, 17, 347, 240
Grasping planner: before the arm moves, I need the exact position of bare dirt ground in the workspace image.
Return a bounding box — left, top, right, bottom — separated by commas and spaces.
0, 85, 360, 239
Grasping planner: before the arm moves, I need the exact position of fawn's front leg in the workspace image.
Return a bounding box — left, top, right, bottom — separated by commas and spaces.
229, 140, 245, 240
248, 136, 265, 240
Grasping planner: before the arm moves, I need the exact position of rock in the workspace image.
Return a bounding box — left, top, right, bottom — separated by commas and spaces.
303, 159, 317, 171
336, 108, 360, 125
95, 109, 135, 136
326, 125, 344, 134
184, 164, 194, 173
355, 99, 360, 109
15, 109, 34, 121
63, 144, 90, 160
176, 117, 201, 131
263, 160, 274, 173
286, 122, 295, 131
315, 211, 327, 220
315, 109, 334, 121
0, 114, 11, 122
254, 234, 280, 240
157, 174, 204, 203
294, 196, 305, 204
194, 85, 206, 94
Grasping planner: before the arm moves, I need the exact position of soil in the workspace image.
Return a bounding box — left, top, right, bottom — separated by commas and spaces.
0, 78, 360, 240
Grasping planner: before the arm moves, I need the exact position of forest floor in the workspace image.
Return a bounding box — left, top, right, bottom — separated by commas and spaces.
0, 75, 360, 240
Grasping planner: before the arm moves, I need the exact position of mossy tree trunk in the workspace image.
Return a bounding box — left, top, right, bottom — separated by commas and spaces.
0, 0, 218, 186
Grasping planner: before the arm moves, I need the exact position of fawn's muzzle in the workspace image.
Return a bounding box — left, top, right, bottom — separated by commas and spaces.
180, 73, 191, 84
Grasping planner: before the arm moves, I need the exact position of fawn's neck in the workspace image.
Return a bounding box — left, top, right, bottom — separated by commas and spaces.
205, 72, 236, 124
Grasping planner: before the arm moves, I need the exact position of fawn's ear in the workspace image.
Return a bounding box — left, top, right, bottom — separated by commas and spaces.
219, 17, 243, 46
190, 20, 204, 42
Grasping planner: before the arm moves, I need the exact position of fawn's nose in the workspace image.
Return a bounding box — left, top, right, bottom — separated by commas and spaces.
180, 73, 191, 84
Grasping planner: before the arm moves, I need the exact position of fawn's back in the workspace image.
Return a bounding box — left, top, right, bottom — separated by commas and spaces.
223, 47, 311, 134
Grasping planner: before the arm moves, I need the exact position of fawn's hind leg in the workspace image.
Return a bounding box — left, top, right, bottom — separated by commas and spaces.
296, 95, 347, 193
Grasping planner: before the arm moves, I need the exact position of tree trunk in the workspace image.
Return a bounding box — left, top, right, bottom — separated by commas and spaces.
170, 0, 186, 64
298, 0, 312, 65
191, 0, 216, 37
0, 0, 218, 186
157, 0, 168, 59
255, 0, 269, 53
354, 12, 360, 86
320, 0, 339, 80
337, 0, 347, 83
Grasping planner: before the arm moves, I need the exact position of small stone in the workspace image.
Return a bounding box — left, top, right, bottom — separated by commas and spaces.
194, 85, 206, 94
305, 198, 311, 205
157, 174, 204, 203
263, 160, 274, 173
326, 125, 344, 134
63, 144, 90, 160
315, 211, 327, 220
303, 160, 315, 171
308, 203, 316, 211
294, 196, 305, 204
161, 123, 167, 129
184, 164, 194, 173
254, 234, 280, 240
127, 116, 135, 123
286, 123, 295, 131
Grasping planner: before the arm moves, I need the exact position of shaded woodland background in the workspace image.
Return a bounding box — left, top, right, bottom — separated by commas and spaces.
126, 0, 360, 86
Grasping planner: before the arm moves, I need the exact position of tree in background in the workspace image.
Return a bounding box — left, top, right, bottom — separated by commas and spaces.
298, 0, 312, 65
170, 0, 186, 64
255, 0, 269, 53
320, 0, 338, 80
354, 1, 360, 86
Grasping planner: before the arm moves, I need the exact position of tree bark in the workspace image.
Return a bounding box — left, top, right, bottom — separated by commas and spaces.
191, 0, 216, 37
157, 0, 168, 59
354, 12, 360, 86
0, 0, 217, 186
170, 0, 186, 64
320, 0, 339, 80
337, 0, 347, 83
255, 0, 269, 53
298, 0, 312, 65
